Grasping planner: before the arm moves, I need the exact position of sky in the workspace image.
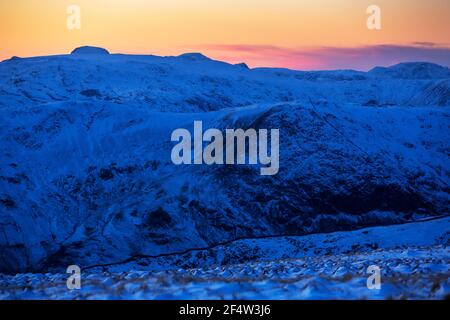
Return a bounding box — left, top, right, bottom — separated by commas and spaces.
1, 0, 449, 70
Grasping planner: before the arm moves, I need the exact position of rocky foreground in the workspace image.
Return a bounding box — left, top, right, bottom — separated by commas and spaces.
1, 218, 448, 299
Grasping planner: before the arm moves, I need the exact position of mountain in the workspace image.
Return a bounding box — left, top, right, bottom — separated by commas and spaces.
71, 46, 110, 55
0, 48, 449, 273
369, 62, 450, 79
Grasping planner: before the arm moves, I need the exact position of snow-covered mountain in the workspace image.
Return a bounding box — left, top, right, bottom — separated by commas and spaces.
0, 47, 449, 274
369, 62, 450, 80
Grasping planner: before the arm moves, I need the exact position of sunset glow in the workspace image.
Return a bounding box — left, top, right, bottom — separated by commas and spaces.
1, 0, 449, 70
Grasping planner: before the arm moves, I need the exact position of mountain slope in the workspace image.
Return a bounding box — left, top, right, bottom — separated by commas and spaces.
0, 49, 449, 273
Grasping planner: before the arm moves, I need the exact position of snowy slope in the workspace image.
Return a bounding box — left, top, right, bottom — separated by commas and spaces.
0, 47, 449, 274
86, 216, 450, 273
1, 218, 448, 299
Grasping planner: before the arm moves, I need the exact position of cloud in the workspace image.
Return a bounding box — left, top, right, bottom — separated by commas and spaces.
412, 42, 438, 47
194, 43, 450, 71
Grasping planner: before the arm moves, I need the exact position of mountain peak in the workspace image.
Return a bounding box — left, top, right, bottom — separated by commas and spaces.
71, 46, 110, 55
177, 52, 211, 61
369, 61, 450, 79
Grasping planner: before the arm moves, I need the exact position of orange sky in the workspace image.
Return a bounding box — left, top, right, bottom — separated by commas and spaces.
1, 0, 449, 69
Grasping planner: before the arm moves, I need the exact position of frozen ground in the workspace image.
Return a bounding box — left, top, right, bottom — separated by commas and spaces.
1, 218, 448, 300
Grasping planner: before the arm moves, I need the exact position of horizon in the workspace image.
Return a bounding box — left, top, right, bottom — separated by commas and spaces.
1, 0, 450, 70
3, 44, 450, 73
